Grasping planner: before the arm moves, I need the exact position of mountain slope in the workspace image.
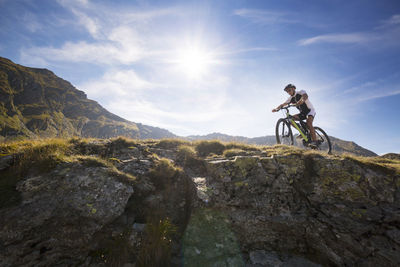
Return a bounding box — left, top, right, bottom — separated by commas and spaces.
0, 57, 175, 140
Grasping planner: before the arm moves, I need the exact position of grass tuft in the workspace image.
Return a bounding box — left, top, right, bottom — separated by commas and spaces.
156, 138, 191, 149
109, 136, 137, 148
148, 158, 182, 189
195, 140, 226, 157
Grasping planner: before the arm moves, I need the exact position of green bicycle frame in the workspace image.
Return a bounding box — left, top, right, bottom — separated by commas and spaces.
285, 110, 309, 142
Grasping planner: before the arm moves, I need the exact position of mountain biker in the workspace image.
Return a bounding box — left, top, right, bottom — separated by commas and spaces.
272, 84, 317, 147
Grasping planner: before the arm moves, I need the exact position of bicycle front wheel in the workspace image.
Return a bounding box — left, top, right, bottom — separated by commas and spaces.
275, 119, 294, 145
314, 127, 332, 154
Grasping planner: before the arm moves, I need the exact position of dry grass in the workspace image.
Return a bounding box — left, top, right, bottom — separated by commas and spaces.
194, 140, 226, 157
156, 138, 191, 149
223, 148, 248, 157
148, 158, 182, 189
342, 153, 400, 175
0, 138, 73, 208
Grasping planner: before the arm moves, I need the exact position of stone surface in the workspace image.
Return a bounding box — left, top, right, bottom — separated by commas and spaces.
200, 153, 400, 266
0, 140, 398, 266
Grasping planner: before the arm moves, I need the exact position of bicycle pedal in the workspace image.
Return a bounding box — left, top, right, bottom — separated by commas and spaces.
308, 143, 318, 149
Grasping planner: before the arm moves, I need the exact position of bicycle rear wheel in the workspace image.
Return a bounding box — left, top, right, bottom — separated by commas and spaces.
314, 127, 332, 154
275, 119, 294, 145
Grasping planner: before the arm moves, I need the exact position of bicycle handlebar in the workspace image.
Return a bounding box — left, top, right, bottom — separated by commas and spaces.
278, 104, 297, 111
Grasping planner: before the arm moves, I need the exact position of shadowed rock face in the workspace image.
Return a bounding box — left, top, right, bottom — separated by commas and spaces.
201, 154, 399, 266
0, 141, 398, 266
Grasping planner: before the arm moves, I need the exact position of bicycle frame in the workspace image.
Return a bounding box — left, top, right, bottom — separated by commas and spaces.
283, 107, 309, 142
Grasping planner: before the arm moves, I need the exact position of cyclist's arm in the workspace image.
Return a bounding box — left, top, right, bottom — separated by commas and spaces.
272, 100, 290, 112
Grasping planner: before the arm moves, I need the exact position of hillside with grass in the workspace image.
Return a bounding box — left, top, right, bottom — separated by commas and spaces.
0, 138, 399, 266
0, 57, 175, 141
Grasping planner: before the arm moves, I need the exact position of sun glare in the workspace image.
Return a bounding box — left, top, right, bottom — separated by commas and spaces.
177, 47, 214, 79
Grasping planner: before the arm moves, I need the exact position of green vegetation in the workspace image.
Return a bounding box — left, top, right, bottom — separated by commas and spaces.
137, 218, 177, 267
0, 114, 23, 132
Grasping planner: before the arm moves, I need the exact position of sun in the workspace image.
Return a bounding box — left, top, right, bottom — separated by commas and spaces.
176, 47, 214, 79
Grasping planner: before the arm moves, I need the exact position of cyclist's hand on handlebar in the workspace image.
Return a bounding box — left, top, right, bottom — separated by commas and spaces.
272, 108, 279, 112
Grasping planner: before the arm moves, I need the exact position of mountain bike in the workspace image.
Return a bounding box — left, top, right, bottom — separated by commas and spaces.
275, 105, 332, 154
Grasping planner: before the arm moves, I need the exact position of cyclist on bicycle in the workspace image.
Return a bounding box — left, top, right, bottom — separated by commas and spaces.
272, 84, 318, 147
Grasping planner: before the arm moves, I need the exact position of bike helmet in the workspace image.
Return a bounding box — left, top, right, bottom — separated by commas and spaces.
284, 84, 296, 91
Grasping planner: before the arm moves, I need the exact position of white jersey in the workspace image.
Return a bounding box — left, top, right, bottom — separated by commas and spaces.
284, 90, 316, 117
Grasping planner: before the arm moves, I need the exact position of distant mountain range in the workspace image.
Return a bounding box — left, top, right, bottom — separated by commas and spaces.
0, 57, 377, 156
187, 132, 377, 157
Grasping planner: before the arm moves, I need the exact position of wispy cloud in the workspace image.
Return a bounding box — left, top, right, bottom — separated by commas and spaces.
21, 1, 182, 66
298, 32, 375, 46
21, 31, 144, 65
233, 9, 297, 25
71, 9, 101, 38
220, 47, 279, 55
22, 12, 43, 33
299, 14, 400, 46
357, 89, 400, 102
379, 14, 400, 28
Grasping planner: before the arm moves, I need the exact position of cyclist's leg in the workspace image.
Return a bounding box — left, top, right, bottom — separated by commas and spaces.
306, 110, 317, 142
292, 114, 303, 121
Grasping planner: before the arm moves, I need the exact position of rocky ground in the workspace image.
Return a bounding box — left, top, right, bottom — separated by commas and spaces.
0, 138, 399, 266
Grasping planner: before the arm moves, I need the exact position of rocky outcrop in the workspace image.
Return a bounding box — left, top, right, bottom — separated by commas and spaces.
0, 163, 134, 266
0, 139, 398, 266
195, 154, 399, 266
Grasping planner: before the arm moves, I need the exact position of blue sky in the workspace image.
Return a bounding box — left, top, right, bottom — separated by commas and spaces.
1, 0, 400, 154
